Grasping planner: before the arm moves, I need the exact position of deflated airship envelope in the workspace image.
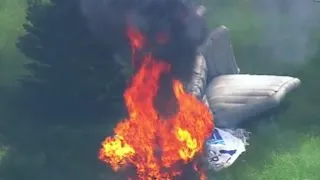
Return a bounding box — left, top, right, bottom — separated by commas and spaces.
187, 25, 301, 128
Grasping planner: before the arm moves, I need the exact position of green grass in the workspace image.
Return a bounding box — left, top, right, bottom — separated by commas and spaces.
203, 2, 320, 179
0, 146, 8, 163
0, 0, 30, 86
0, 0, 27, 171
1, 0, 320, 180
255, 136, 320, 180
209, 123, 320, 180
0, 0, 28, 168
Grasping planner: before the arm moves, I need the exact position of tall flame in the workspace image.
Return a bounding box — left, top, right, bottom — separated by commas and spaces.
99, 27, 214, 180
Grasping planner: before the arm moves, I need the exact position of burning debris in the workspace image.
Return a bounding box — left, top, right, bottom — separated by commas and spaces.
98, 27, 213, 179
82, 0, 214, 178
82, 0, 302, 179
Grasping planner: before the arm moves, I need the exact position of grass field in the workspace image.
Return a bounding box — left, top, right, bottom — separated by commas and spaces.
1, 0, 320, 180
0, 0, 31, 86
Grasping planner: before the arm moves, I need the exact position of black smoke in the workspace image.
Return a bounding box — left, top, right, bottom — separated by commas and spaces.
81, 1, 209, 177
80, 0, 208, 82
81, 0, 209, 118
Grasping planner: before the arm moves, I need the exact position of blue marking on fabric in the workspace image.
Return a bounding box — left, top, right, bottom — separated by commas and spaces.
219, 150, 237, 156
208, 129, 225, 145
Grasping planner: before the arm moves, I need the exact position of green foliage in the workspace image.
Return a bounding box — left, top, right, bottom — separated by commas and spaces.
17, 0, 128, 120
0, 146, 8, 163
0, 86, 116, 180
0, 123, 116, 180
0, 0, 30, 86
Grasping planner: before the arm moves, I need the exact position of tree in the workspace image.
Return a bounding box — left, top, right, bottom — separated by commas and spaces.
17, 0, 128, 124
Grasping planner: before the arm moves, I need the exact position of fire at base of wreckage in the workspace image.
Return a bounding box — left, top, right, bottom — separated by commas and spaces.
98, 27, 214, 180
94, 1, 302, 178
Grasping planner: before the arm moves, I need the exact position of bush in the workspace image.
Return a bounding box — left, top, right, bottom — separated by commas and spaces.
17, 0, 128, 123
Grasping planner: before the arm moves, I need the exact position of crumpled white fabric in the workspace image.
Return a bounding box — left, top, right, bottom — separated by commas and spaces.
205, 128, 250, 171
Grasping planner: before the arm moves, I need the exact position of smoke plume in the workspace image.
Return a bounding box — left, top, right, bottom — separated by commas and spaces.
254, 0, 320, 64
80, 0, 208, 82
80, 0, 209, 118
203, 0, 320, 73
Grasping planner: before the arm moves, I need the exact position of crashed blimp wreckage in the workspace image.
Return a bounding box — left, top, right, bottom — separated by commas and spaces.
186, 25, 301, 170
187, 25, 301, 127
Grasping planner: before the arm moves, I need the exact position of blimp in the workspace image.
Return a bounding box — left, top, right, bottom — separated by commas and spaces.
186, 25, 301, 128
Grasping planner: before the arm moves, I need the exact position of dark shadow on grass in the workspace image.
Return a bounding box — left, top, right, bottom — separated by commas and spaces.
0, 86, 121, 180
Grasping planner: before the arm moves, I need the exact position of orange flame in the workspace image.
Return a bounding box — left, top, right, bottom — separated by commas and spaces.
99, 26, 214, 180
